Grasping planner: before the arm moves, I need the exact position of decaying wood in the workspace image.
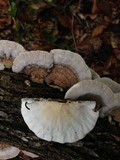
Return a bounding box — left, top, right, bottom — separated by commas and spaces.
0, 69, 120, 160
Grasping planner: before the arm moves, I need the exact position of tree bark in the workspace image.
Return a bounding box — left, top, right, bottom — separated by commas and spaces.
0, 70, 120, 160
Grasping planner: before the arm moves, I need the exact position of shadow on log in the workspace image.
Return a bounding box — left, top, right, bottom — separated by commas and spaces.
0, 70, 120, 160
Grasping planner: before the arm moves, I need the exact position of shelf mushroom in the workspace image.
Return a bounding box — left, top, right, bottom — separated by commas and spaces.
0, 142, 20, 160
45, 49, 92, 89
21, 150, 39, 158
12, 49, 92, 89
21, 98, 99, 143
0, 40, 25, 70
65, 80, 114, 116
12, 50, 53, 83
95, 77, 120, 93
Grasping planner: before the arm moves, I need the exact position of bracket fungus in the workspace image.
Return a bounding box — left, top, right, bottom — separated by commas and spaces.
45, 49, 92, 89
12, 50, 53, 83
21, 98, 99, 143
12, 49, 92, 89
95, 77, 120, 93
0, 142, 20, 160
0, 40, 25, 70
65, 80, 114, 114
22, 150, 39, 158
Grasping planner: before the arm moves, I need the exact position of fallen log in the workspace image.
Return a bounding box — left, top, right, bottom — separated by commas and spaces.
0, 69, 120, 160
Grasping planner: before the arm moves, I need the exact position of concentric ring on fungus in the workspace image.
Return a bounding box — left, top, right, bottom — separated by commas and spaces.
46, 49, 92, 89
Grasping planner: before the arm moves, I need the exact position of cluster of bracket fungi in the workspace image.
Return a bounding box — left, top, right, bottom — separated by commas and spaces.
0, 40, 120, 159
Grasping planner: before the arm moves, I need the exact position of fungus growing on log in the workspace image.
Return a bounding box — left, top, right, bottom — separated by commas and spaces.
46, 49, 91, 89
90, 68, 100, 79
22, 150, 39, 158
0, 142, 20, 160
12, 50, 53, 83
21, 98, 99, 143
65, 80, 114, 113
95, 77, 120, 93
0, 40, 25, 70
12, 49, 92, 89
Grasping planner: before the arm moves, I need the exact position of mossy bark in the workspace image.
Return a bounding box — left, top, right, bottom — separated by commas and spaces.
0, 70, 120, 160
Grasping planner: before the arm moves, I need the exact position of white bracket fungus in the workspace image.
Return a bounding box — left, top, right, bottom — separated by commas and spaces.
12, 49, 92, 88
65, 80, 114, 114
21, 98, 99, 143
12, 50, 53, 73
90, 68, 100, 79
50, 49, 92, 81
0, 142, 20, 160
22, 150, 39, 158
65, 80, 120, 117
95, 77, 120, 93
0, 40, 25, 70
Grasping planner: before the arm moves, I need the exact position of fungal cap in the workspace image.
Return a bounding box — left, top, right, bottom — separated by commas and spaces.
65, 80, 114, 108
95, 77, 120, 93
0, 143, 20, 160
90, 68, 100, 79
21, 98, 99, 143
0, 62, 5, 70
0, 40, 25, 58
12, 50, 53, 73
50, 49, 92, 80
100, 93, 120, 117
22, 150, 39, 158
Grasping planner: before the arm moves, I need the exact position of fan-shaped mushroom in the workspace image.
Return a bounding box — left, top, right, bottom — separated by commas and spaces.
12, 50, 53, 83
65, 80, 114, 112
22, 150, 39, 158
95, 77, 120, 93
0, 142, 20, 160
21, 98, 99, 143
0, 40, 25, 70
46, 49, 91, 89
90, 68, 100, 79
100, 93, 120, 117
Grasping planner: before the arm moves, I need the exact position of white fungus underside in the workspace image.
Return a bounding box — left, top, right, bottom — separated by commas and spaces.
21, 98, 99, 143
50, 49, 92, 80
95, 77, 120, 93
22, 150, 39, 158
65, 80, 114, 108
12, 50, 54, 73
0, 40, 25, 59
100, 93, 120, 116
0, 62, 5, 70
0, 146, 20, 160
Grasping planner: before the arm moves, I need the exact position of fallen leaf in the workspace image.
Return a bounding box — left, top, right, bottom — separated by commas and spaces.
91, 24, 106, 37
110, 108, 120, 123
57, 14, 72, 29
92, 0, 98, 14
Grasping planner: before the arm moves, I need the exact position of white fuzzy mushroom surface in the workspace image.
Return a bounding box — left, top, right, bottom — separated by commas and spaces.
12, 50, 53, 73
21, 98, 99, 144
0, 40, 25, 70
0, 142, 20, 160
0, 40, 25, 59
50, 49, 92, 80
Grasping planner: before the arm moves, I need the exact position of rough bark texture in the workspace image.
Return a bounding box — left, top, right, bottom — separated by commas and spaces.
0, 70, 120, 160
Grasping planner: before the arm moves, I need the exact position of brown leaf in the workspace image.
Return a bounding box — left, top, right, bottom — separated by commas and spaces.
91, 25, 106, 38
0, 0, 9, 12
57, 14, 72, 29
111, 108, 120, 123
114, 49, 120, 60
92, 0, 98, 14
97, 0, 112, 18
